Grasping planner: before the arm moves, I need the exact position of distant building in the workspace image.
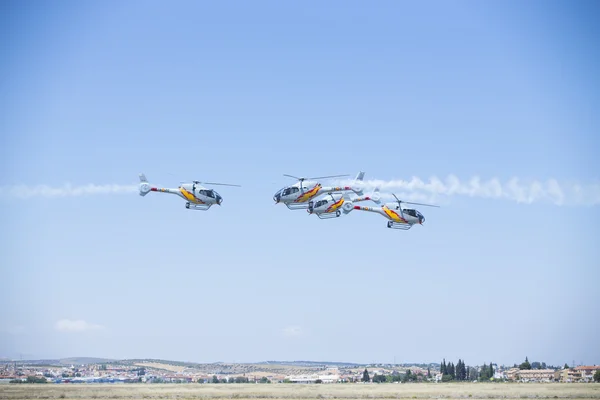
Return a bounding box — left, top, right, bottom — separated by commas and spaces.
517, 369, 556, 382
505, 368, 520, 381
506, 368, 555, 382
573, 366, 600, 382
554, 369, 581, 383
285, 373, 340, 383
493, 370, 507, 380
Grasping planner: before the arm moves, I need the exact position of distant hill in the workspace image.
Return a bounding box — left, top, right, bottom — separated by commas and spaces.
58, 357, 116, 365
1, 356, 439, 369
259, 360, 362, 367
1, 357, 116, 366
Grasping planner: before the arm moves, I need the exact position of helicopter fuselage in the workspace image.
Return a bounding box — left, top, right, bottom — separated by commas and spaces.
353, 203, 424, 225
273, 181, 355, 206
307, 193, 345, 216
150, 183, 223, 206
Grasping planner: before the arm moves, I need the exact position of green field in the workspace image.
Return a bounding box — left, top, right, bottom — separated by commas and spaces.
1, 383, 599, 400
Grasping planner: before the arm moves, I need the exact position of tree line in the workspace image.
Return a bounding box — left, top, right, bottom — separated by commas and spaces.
207, 375, 269, 383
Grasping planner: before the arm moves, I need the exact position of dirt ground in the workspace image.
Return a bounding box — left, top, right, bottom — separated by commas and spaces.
1, 382, 599, 400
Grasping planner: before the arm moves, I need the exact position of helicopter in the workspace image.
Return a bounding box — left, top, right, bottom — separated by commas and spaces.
273, 171, 365, 210
307, 188, 381, 219
342, 193, 439, 229
138, 173, 240, 210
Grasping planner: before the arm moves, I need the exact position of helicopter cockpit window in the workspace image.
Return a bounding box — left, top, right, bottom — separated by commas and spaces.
404, 209, 417, 217
315, 199, 328, 208
199, 189, 215, 198
282, 187, 299, 196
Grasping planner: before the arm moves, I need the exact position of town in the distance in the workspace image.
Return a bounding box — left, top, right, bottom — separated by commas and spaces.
1, 357, 599, 384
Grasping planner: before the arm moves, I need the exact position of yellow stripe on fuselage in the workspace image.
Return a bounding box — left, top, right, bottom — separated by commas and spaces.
326, 198, 344, 213
296, 184, 321, 203
180, 187, 201, 203
383, 205, 406, 223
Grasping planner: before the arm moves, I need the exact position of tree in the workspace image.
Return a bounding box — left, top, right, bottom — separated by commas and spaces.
26, 376, 47, 384
427, 367, 431, 378
212, 375, 219, 383
489, 362, 494, 378
461, 360, 467, 381
594, 370, 600, 383
519, 357, 531, 370
259, 377, 270, 383
441, 359, 447, 375
315, 379, 323, 384
362, 368, 370, 382
479, 364, 487, 380
448, 362, 455, 379
564, 364, 569, 369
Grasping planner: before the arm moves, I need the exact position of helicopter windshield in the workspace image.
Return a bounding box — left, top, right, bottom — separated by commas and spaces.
314, 199, 328, 208
404, 209, 417, 217
282, 187, 299, 196
199, 189, 215, 198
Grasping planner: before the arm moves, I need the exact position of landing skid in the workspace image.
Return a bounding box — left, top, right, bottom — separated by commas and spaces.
186, 202, 211, 211
387, 221, 412, 230
285, 202, 309, 210
317, 210, 341, 219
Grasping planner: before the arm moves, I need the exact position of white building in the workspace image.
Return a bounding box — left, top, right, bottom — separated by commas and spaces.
286, 374, 340, 383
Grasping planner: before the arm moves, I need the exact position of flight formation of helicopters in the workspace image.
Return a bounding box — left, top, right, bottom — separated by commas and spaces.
138, 171, 440, 231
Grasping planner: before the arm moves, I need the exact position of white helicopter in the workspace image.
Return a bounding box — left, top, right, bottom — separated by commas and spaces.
342, 193, 439, 229
138, 173, 240, 210
307, 188, 381, 219
273, 172, 365, 210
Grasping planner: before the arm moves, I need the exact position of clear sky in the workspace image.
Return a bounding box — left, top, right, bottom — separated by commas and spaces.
1, 0, 599, 367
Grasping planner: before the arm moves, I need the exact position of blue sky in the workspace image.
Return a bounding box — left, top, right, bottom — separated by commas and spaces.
1, 0, 599, 367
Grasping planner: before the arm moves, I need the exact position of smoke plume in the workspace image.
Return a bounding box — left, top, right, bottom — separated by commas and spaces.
0, 183, 137, 199
337, 175, 600, 206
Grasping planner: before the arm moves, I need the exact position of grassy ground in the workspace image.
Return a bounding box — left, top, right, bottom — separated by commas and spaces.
1, 383, 599, 400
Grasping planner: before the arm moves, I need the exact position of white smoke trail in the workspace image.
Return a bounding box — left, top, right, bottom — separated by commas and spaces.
1, 176, 599, 206
337, 175, 600, 206
0, 183, 138, 199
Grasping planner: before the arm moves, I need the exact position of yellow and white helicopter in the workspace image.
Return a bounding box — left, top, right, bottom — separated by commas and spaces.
273, 172, 365, 210
307, 188, 381, 219
138, 173, 240, 211
342, 193, 439, 230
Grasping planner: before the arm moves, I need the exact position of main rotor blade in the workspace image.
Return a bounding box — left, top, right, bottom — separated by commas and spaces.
402, 201, 440, 208
392, 193, 439, 207
199, 182, 242, 187
283, 174, 302, 180
309, 174, 350, 180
